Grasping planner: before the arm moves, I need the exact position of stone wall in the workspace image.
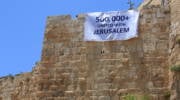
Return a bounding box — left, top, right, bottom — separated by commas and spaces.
138, 0, 161, 9
169, 0, 180, 100
0, 2, 175, 100
139, 0, 169, 10
32, 6, 170, 100
0, 73, 35, 100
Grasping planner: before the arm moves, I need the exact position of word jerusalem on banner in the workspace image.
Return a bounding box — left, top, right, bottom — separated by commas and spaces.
84, 10, 139, 41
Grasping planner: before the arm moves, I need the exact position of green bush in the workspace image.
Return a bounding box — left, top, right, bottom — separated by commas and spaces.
7, 74, 14, 80
164, 91, 171, 100
123, 94, 137, 100
176, 36, 180, 44
142, 95, 150, 100
170, 65, 180, 71
123, 94, 150, 100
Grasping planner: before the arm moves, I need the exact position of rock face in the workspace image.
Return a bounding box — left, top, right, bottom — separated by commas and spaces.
0, 0, 179, 100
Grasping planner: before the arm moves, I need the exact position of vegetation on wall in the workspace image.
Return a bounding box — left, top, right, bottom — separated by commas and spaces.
123, 94, 150, 100
123, 94, 137, 100
170, 65, 180, 72
176, 36, 180, 45
164, 91, 171, 100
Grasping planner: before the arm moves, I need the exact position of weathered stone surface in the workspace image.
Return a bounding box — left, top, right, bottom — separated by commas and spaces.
0, 72, 36, 100
169, 0, 180, 100
32, 5, 170, 100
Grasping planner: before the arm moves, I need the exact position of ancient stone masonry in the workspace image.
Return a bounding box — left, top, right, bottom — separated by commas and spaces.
0, 73, 35, 99
33, 5, 170, 100
0, 0, 180, 100
169, 0, 180, 100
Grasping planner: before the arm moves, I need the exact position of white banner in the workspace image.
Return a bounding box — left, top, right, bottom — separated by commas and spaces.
84, 10, 139, 41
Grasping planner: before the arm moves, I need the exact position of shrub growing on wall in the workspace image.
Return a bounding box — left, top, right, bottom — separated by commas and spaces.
123, 94, 150, 100
170, 65, 180, 72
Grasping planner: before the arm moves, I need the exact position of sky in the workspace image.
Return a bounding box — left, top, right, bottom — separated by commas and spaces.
0, 0, 142, 77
